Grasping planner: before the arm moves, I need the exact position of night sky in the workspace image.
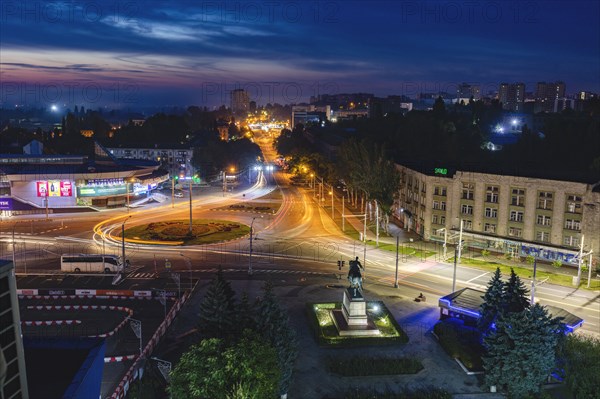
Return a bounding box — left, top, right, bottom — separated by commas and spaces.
1, 0, 598, 108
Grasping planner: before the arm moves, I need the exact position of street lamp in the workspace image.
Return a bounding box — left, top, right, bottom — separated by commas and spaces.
249, 217, 257, 276
180, 253, 193, 290
121, 215, 131, 272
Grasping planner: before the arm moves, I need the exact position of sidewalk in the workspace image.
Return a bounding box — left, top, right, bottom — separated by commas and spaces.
156, 275, 495, 398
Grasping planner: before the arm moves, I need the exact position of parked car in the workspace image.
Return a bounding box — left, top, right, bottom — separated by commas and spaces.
174, 191, 184, 198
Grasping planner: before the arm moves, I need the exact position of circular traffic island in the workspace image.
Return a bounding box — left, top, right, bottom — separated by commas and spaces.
123, 219, 250, 245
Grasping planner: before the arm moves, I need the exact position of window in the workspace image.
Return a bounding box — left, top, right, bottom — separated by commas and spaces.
462, 183, 474, 200
463, 220, 473, 230
510, 210, 524, 222
440, 216, 446, 224
432, 214, 439, 224
566, 195, 582, 214
538, 191, 553, 210
485, 207, 498, 218
536, 215, 552, 226
486, 186, 499, 203
508, 227, 522, 237
434, 186, 447, 196
440, 201, 446, 211
433, 200, 440, 210
461, 204, 473, 215
563, 235, 580, 247
565, 219, 581, 231
484, 223, 496, 233
536, 231, 550, 243
511, 188, 525, 206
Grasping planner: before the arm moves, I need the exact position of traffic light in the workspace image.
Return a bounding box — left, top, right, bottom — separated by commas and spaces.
337, 260, 342, 270
342, 261, 345, 268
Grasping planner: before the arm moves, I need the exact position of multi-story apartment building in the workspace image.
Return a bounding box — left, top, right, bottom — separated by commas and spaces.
230, 89, 250, 114
108, 146, 194, 179
394, 164, 600, 266
535, 81, 566, 112
499, 83, 526, 112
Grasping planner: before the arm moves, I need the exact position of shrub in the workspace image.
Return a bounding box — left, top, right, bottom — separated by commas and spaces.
481, 249, 490, 257
326, 387, 452, 399
525, 254, 535, 264
552, 259, 562, 268
559, 334, 600, 399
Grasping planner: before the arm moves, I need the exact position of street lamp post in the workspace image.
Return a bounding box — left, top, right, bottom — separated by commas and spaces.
122, 215, 131, 271
188, 180, 193, 235
330, 188, 334, 219
249, 217, 257, 276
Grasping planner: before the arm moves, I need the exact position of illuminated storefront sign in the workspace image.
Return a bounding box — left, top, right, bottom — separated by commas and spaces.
77, 185, 127, 197
434, 167, 448, 175
36, 181, 73, 197
0, 198, 12, 210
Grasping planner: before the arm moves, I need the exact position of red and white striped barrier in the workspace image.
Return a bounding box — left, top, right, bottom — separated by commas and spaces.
110, 291, 191, 399
21, 320, 82, 326
19, 295, 157, 300
27, 305, 133, 312
104, 354, 137, 363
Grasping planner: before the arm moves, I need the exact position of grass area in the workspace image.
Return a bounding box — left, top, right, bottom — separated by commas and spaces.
307, 301, 408, 347
123, 219, 250, 245
213, 188, 283, 214
433, 320, 484, 372
323, 387, 452, 399
454, 256, 600, 290
326, 355, 423, 376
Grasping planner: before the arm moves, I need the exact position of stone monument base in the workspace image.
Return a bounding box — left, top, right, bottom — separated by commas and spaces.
331, 287, 380, 336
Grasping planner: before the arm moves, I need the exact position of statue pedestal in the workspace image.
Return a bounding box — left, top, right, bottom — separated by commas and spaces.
331, 287, 380, 336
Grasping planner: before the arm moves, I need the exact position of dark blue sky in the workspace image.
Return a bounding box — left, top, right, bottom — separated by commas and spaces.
1, 0, 598, 108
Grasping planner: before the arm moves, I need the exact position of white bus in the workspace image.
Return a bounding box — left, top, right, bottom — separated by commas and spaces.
60, 254, 124, 273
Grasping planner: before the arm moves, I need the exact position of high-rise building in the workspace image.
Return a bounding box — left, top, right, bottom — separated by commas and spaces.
499, 83, 525, 112
457, 83, 481, 100
536, 81, 566, 112
230, 89, 250, 114
0, 260, 29, 399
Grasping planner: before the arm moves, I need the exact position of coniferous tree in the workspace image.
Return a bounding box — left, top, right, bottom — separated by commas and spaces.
216, 266, 236, 309
503, 268, 530, 314
478, 267, 504, 333
234, 292, 256, 337
483, 304, 564, 398
198, 270, 237, 338
256, 282, 298, 398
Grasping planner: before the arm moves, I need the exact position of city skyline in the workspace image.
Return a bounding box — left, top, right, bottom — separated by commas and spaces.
1, 0, 599, 108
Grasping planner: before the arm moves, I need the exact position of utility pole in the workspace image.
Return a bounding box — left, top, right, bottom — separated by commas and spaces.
452, 246, 458, 293
531, 248, 540, 304
188, 180, 193, 235
223, 171, 226, 197
330, 186, 334, 219
171, 176, 175, 208
122, 215, 131, 271
375, 200, 379, 248
576, 235, 585, 286
12, 223, 16, 268
45, 195, 49, 220
457, 219, 464, 263
342, 196, 345, 231
394, 235, 399, 288
248, 217, 256, 275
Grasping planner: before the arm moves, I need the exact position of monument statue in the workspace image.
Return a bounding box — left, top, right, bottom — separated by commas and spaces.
347, 256, 364, 293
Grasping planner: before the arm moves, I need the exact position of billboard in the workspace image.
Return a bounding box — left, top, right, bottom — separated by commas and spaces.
0, 198, 12, 210
36, 181, 72, 197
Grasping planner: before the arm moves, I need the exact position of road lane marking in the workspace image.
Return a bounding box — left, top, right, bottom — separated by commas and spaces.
466, 271, 489, 284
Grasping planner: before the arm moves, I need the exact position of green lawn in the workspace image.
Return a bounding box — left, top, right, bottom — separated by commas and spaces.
123, 219, 250, 245
455, 257, 600, 290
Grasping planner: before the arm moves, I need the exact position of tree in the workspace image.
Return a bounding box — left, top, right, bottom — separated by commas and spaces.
478, 268, 504, 333
256, 282, 298, 398
503, 268, 530, 314
169, 334, 280, 399
234, 292, 256, 336
483, 304, 564, 398
198, 268, 237, 338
